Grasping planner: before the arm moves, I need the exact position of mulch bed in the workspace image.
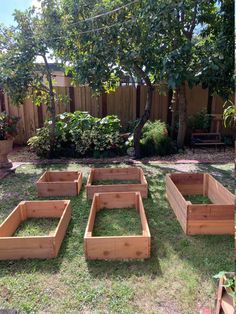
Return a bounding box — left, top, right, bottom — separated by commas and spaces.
8, 146, 235, 165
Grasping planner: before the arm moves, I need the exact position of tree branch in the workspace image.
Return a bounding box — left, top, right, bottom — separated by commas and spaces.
189, 0, 198, 37
132, 64, 153, 88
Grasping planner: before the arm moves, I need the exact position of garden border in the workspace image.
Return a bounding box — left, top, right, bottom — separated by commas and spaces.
86, 167, 148, 200
166, 173, 234, 235
0, 200, 71, 260
84, 192, 151, 260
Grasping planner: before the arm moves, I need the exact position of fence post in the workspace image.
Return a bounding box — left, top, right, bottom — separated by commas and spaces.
69, 87, 75, 112
136, 85, 141, 119
0, 89, 5, 112
102, 93, 107, 117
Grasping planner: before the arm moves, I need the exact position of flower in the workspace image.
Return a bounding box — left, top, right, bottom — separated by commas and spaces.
0, 112, 20, 141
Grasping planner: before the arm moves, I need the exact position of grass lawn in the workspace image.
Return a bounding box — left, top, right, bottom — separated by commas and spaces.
0, 162, 234, 314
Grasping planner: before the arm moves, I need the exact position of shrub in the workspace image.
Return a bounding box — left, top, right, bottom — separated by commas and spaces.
91, 116, 121, 151
0, 112, 20, 140
140, 120, 176, 156
187, 110, 211, 131
28, 111, 122, 158
28, 127, 51, 157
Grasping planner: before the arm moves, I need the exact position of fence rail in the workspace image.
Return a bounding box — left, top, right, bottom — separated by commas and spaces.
0, 85, 232, 145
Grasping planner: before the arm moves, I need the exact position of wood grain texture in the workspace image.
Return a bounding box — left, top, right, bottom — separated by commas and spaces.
86, 168, 148, 200
0, 200, 71, 260
166, 173, 234, 235
37, 171, 83, 197
84, 192, 151, 260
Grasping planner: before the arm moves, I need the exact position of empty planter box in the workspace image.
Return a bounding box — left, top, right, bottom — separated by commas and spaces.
0, 200, 71, 260
84, 192, 151, 260
37, 171, 82, 197
166, 173, 234, 235
86, 167, 148, 200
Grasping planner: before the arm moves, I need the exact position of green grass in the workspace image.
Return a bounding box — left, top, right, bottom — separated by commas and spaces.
185, 195, 212, 204
93, 179, 140, 185
93, 208, 142, 236
14, 218, 59, 237
0, 162, 234, 314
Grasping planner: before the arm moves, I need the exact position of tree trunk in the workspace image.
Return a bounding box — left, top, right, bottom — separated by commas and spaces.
177, 83, 187, 149
134, 85, 154, 158
43, 55, 56, 157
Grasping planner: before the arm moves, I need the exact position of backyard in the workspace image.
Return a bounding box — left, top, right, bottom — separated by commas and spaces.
0, 162, 234, 314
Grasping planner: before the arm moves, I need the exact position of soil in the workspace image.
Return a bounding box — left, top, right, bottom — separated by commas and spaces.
8, 145, 235, 165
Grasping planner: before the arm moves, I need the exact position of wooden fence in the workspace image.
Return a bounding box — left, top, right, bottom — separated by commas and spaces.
0, 85, 232, 144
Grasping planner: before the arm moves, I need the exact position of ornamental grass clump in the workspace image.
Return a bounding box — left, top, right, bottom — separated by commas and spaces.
140, 120, 176, 156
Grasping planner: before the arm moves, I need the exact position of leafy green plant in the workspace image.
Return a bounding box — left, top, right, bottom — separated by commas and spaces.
28, 111, 122, 158
91, 115, 121, 152
187, 110, 211, 131
213, 271, 236, 300
0, 112, 20, 140
223, 100, 235, 127
140, 120, 176, 156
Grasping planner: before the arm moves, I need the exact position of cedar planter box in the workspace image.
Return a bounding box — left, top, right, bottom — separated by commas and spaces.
215, 274, 235, 314
37, 171, 82, 197
84, 192, 151, 260
86, 167, 148, 200
0, 200, 71, 260
166, 173, 234, 235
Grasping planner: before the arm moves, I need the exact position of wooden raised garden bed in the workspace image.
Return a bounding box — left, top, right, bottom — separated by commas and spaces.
0, 200, 71, 260
84, 192, 151, 260
166, 173, 234, 235
37, 171, 82, 197
86, 167, 148, 200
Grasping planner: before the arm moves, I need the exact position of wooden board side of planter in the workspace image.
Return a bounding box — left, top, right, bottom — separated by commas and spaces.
26, 200, 67, 218
96, 191, 137, 209
85, 236, 150, 260
86, 184, 147, 200
169, 173, 204, 195
207, 174, 235, 205
84, 192, 151, 260
0, 236, 55, 260
187, 204, 234, 235
0, 202, 25, 237
92, 167, 141, 181
166, 175, 188, 233
53, 201, 72, 256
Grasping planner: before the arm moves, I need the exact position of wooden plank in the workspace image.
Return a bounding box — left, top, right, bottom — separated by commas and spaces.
188, 204, 234, 221
170, 173, 204, 195
166, 174, 187, 233
92, 167, 140, 181
54, 201, 72, 256
0, 203, 23, 237
25, 201, 66, 218
87, 184, 147, 200
97, 192, 137, 209
215, 276, 224, 314
207, 174, 234, 205
187, 220, 234, 235
85, 236, 150, 260
221, 292, 235, 314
